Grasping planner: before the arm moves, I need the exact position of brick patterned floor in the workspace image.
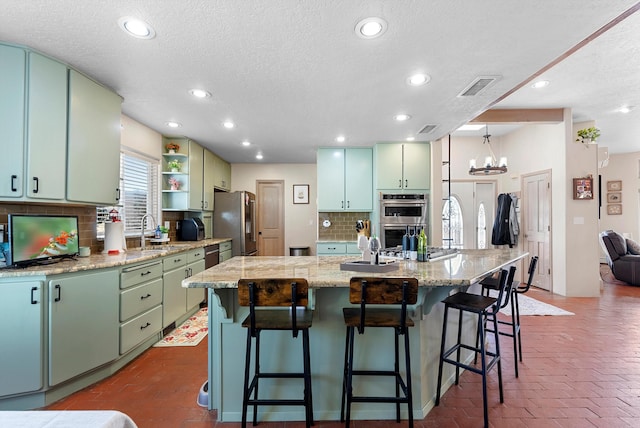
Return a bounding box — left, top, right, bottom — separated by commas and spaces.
46, 265, 640, 427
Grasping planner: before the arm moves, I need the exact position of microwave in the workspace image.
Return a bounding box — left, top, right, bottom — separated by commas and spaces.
379, 193, 428, 225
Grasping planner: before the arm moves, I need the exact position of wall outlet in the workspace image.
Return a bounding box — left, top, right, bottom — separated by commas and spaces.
164, 221, 170, 230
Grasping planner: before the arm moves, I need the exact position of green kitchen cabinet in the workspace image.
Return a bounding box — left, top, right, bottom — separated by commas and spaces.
0, 279, 44, 397
162, 253, 188, 327
317, 148, 373, 211
188, 140, 205, 211
202, 149, 215, 211
48, 269, 119, 386
66, 69, 122, 205
186, 248, 205, 311
0, 45, 25, 198
212, 152, 231, 191
376, 143, 430, 190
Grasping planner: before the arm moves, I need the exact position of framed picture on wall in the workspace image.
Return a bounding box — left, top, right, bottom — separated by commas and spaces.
607, 204, 622, 215
293, 184, 309, 204
607, 192, 622, 203
573, 177, 593, 200
607, 180, 622, 191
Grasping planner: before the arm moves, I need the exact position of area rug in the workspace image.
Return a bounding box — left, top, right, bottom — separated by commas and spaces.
489, 290, 574, 316
154, 307, 208, 347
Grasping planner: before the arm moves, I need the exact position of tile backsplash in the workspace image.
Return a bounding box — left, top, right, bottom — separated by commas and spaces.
318, 212, 370, 241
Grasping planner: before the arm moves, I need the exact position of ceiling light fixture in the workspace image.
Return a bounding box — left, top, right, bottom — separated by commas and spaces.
242, 140, 251, 147
223, 121, 235, 129
531, 80, 549, 89
117, 16, 156, 39
469, 125, 507, 175
256, 153, 263, 160
394, 114, 411, 122
355, 17, 388, 39
189, 89, 211, 98
619, 105, 634, 113
457, 124, 485, 131
165, 121, 182, 128
406, 136, 415, 141
336, 135, 346, 143
407, 73, 430, 86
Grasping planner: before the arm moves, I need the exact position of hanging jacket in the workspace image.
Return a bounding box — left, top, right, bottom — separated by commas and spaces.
492, 193, 513, 247
508, 197, 519, 246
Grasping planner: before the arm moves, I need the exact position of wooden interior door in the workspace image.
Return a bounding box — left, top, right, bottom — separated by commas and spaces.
256, 180, 285, 256
522, 171, 552, 291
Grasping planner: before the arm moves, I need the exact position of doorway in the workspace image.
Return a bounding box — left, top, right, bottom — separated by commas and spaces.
256, 180, 285, 256
444, 181, 496, 249
522, 171, 552, 291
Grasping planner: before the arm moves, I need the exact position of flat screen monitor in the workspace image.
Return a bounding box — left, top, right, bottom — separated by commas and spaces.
8, 214, 79, 267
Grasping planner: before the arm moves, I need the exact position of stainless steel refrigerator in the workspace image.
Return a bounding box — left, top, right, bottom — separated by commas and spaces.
213, 191, 257, 256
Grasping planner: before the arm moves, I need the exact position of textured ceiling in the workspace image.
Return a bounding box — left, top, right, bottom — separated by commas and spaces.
1, 1, 639, 163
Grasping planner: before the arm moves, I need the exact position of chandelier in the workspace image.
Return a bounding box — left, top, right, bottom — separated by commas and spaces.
468, 125, 507, 175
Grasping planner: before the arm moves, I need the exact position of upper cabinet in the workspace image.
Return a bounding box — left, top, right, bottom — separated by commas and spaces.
66, 70, 122, 205
317, 148, 373, 211
376, 143, 430, 191
0, 43, 122, 205
212, 153, 231, 191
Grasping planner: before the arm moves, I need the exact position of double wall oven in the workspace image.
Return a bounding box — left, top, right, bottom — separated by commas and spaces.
379, 193, 428, 249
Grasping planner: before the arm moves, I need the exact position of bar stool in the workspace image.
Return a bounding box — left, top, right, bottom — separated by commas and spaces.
480, 257, 538, 377
238, 278, 314, 428
340, 277, 418, 428
435, 269, 509, 428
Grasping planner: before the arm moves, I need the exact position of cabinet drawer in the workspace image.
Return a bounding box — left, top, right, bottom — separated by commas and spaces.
120, 278, 163, 322
187, 248, 204, 263
120, 305, 162, 355
219, 241, 232, 252
121, 262, 163, 289
163, 253, 187, 270
317, 243, 347, 255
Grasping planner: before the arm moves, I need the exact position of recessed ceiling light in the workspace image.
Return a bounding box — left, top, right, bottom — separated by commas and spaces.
336, 135, 346, 143
406, 136, 415, 141
457, 124, 485, 131
117, 16, 156, 39
223, 121, 235, 129
407, 73, 430, 86
165, 121, 181, 128
618, 106, 634, 113
256, 153, 263, 160
189, 89, 211, 98
531, 80, 549, 89
355, 17, 388, 39
242, 140, 251, 146
394, 114, 411, 122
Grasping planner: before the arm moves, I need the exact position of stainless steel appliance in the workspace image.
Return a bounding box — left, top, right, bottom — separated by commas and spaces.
379, 193, 428, 248
177, 218, 205, 241
213, 191, 257, 256
204, 244, 219, 269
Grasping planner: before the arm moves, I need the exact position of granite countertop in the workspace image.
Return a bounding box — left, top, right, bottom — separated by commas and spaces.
0, 238, 232, 278
184, 248, 528, 289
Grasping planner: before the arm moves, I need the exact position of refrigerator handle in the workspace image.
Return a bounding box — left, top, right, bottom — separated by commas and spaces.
250, 199, 257, 242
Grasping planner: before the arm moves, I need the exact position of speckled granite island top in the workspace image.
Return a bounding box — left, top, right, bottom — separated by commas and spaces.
184, 248, 528, 288
0, 238, 231, 277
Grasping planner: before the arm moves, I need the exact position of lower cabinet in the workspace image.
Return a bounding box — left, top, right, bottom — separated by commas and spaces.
163, 254, 188, 327
0, 279, 44, 397
48, 269, 119, 386
317, 242, 360, 256
186, 248, 205, 311
219, 241, 232, 262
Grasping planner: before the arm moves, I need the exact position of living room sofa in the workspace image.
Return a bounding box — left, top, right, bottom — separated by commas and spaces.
599, 230, 640, 286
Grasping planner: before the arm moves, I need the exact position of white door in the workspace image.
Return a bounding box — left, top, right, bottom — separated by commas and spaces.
445, 181, 495, 249
522, 171, 551, 291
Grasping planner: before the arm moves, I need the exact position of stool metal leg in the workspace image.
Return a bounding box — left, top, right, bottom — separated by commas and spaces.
394, 328, 400, 422
477, 312, 489, 428
404, 328, 414, 428
302, 329, 314, 428
241, 330, 252, 428
344, 326, 356, 428
455, 309, 464, 384
253, 332, 261, 426
435, 304, 449, 406
340, 326, 349, 422
514, 292, 523, 361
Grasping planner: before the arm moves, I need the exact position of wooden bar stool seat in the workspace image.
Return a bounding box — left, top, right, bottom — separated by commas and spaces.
341, 277, 418, 428
238, 278, 314, 428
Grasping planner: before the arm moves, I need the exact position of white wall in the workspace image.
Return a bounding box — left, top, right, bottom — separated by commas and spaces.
599, 151, 640, 240
231, 163, 318, 255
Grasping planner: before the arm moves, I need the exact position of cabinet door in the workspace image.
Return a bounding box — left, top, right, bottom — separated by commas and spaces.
27, 52, 67, 200
67, 70, 122, 205
0, 280, 43, 396
202, 149, 215, 211
375, 144, 403, 190
213, 153, 231, 191
163, 266, 187, 327
0, 45, 25, 198
344, 148, 373, 211
403, 143, 430, 190
317, 148, 346, 210
49, 270, 119, 386
186, 259, 206, 310
188, 141, 204, 211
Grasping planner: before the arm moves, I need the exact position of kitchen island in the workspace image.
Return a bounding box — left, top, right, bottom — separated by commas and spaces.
184, 249, 527, 423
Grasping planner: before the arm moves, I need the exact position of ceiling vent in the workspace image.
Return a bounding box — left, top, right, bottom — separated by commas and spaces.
418, 124, 438, 134
458, 76, 501, 97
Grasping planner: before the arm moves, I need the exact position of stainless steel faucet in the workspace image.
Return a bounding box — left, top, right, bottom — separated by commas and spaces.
141, 214, 156, 250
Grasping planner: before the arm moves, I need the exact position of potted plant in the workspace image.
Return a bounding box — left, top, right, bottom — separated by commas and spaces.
165, 142, 180, 153
576, 127, 601, 145
168, 159, 182, 172
168, 177, 180, 190
159, 226, 169, 240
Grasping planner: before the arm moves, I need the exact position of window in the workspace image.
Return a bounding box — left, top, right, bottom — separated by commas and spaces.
442, 196, 463, 249
477, 202, 487, 249
97, 150, 160, 238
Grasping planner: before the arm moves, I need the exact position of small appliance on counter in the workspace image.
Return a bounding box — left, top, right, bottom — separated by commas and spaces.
177, 218, 205, 241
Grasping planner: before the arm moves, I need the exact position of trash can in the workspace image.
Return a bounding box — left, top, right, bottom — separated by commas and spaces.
289, 246, 310, 256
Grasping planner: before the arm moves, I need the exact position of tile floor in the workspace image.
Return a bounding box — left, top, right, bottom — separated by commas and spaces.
45, 265, 640, 427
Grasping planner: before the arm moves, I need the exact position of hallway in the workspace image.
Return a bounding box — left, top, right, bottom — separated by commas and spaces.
46, 266, 640, 427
